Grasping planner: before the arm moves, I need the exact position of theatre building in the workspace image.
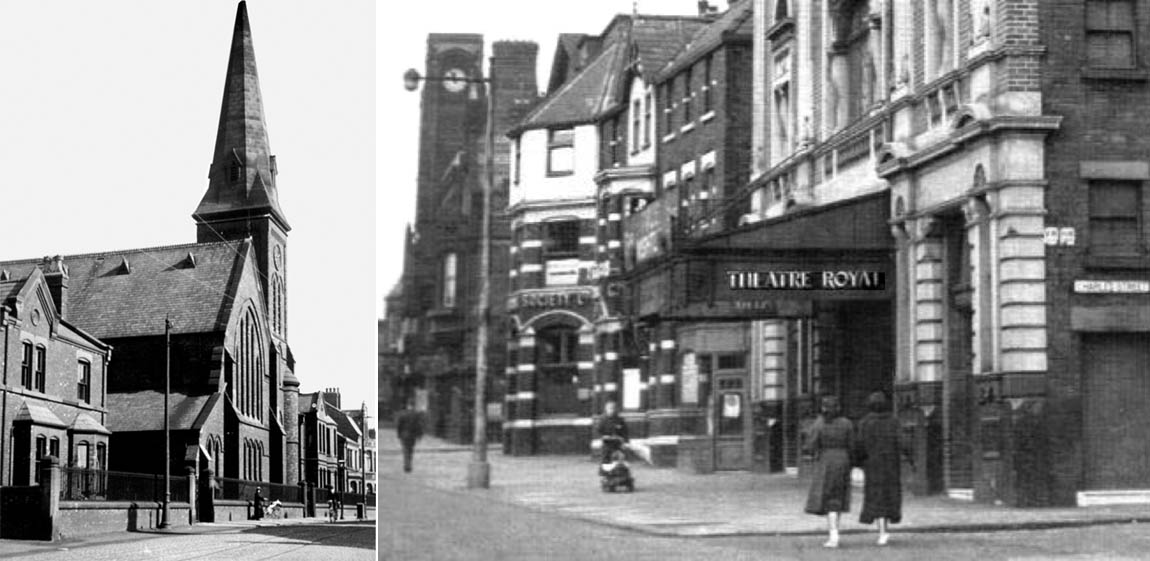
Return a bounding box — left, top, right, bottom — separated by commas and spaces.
728, 0, 1150, 508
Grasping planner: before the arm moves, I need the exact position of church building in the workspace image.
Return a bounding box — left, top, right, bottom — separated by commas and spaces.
0, 1, 301, 488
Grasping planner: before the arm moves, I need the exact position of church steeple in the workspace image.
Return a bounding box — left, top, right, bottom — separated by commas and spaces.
194, 1, 289, 232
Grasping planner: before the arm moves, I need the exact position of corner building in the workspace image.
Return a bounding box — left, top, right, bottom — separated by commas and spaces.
735, 0, 1150, 507
504, 13, 707, 455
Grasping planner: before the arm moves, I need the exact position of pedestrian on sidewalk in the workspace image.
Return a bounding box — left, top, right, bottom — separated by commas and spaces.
396, 401, 424, 473
253, 488, 265, 520
596, 401, 629, 463
857, 391, 902, 546
803, 395, 854, 549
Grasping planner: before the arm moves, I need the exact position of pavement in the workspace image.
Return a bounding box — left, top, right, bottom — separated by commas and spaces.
380, 431, 1150, 538
0, 516, 375, 560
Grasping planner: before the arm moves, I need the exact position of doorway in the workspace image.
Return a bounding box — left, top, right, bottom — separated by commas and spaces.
713, 372, 752, 470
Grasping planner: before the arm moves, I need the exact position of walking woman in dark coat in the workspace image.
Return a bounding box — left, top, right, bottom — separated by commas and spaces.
803, 395, 854, 548
857, 391, 902, 546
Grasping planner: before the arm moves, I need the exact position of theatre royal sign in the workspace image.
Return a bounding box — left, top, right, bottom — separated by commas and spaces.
726, 270, 886, 291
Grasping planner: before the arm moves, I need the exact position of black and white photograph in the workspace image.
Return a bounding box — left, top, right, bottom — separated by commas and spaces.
379, 0, 1150, 559
0, 1, 376, 559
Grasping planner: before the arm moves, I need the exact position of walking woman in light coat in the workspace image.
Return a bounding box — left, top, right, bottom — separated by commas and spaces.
803, 395, 854, 548
857, 391, 903, 545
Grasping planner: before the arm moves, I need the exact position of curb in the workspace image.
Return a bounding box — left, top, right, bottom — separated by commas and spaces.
385, 474, 1150, 539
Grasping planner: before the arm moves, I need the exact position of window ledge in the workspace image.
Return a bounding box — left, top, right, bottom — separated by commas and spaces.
662, 133, 677, 144
1083, 67, 1149, 82
1083, 254, 1150, 270
546, 170, 575, 178
700, 111, 716, 123
680, 122, 696, 134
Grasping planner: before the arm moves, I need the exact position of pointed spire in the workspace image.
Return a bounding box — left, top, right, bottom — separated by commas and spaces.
194, 1, 290, 231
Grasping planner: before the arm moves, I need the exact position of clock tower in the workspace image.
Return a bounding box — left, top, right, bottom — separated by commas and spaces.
414, 34, 486, 226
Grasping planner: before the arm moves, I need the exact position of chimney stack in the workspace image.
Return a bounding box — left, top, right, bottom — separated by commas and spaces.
324, 387, 341, 409
42, 255, 69, 319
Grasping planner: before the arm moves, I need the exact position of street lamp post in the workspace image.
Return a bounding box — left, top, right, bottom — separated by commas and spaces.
404, 64, 495, 489
160, 316, 172, 528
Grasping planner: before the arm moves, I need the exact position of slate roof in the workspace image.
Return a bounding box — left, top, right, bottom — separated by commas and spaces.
0, 278, 25, 308
106, 391, 221, 433
658, 0, 753, 80
513, 15, 707, 135
70, 412, 112, 435
631, 17, 710, 82
0, 240, 252, 339
327, 405, 362, 441
13, 402, 68, 428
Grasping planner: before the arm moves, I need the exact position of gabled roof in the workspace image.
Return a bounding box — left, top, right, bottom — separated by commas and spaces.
513, 15, 706, 135
0, 240, 254, 339
657, 0, 753, 81
512, 41, 623, 134
106, 391, 221, 433
327, 405, 363, 442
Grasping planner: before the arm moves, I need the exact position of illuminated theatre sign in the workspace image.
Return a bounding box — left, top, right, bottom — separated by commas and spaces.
726, 270, 887, 291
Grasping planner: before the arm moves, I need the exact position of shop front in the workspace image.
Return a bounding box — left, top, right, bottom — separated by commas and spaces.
622, 191, 898, 473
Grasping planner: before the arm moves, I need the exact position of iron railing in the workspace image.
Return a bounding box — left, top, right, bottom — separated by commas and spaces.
213, 477, 302, 503
60, 468, 189, 503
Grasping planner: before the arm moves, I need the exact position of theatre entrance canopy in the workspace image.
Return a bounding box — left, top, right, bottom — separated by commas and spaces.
627, 191, 895, 320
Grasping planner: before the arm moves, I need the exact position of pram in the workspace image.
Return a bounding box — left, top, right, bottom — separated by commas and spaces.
599, 436, 635, 492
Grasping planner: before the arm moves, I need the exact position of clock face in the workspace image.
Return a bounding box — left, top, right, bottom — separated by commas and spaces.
443, 68, 468, 92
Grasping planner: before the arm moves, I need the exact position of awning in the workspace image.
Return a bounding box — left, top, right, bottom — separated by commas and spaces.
629, 191, 895, 321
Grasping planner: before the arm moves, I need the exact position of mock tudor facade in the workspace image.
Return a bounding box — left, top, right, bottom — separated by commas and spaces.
505, 13, 708, 455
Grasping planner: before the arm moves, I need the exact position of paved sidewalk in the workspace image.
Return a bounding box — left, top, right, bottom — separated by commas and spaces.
381, 432, 1150, 537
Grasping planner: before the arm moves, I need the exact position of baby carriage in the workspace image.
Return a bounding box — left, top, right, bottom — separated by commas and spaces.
599, 436, 635, 492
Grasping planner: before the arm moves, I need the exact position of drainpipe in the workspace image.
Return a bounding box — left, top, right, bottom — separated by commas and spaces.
2, 309, 10, 486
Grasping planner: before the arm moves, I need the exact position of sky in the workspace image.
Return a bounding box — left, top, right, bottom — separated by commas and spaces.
0, 1, 377, 406
376, 0, 720, 318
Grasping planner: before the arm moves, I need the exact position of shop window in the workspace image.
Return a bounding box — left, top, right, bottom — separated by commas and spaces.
77, 360, 92, 403
1089, 181, 1141, 256
1086, 0, 1135, 68
547, 128, 575, 175
441, 252, 457, 308
717, 353, 746, 370
21, 342, 33, 389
